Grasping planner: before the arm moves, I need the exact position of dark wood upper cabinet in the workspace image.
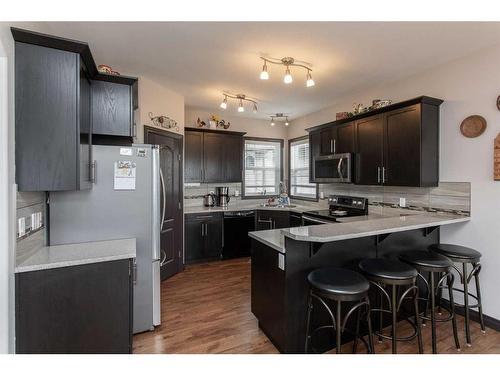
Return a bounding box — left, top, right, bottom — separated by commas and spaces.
185, 131, 203, 182
184, 128, 246, 183
354, 114, 384, 185
308, 96, 442, 187
12, 27, 139, 191
15, 42, 91, 191
91, 80, 133, 137
203, 132, 225, 183
223, 134, 243, 182
384, 105, 422, 186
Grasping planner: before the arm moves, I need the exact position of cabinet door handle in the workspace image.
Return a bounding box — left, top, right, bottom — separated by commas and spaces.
377, 167, 381, 184
90, 160, 97, 183
382, 167, 386, 184
330, 139, 333, 153
201, 223, 204, 237
333, 139, 337, 154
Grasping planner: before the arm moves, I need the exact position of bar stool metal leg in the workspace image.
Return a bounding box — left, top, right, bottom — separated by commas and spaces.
305, 293, 313, 353
462, 263, 471, 346
352, 308, 361, 353
447, 273, 461, 351
378, 289, 384, 342
430, 272, 437, 354
391, 285, 397, 354
366, 299, 375, 354
336, 301, 342, 354
473, 263, 486, 333
413, 286, 424, 354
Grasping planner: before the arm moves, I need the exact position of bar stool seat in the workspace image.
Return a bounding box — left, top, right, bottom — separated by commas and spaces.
359, 258, 423, 354
429, 243, 485, 345
359, 258, 418, 283
399, 250, 461, 353
308, 267, 369, 300
399, 250, 452, 271
429, 243, 481, 263
305, 267, 374, 354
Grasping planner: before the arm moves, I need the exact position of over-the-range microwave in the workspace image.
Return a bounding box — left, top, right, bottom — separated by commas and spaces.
313, 153, 353, 183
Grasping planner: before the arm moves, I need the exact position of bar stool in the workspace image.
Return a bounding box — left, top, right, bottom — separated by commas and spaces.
359, 258, 423, 354
305, 267, 374, 354
429, 243, 485, 346
399, 250, 461, 354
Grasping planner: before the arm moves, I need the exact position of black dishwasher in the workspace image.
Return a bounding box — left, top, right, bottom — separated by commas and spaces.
223, 210, 255, 259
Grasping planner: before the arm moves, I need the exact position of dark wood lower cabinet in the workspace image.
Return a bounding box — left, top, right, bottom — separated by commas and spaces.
185, 213, 223, 263
255, 210, 290, 230
15, 259, 133, 354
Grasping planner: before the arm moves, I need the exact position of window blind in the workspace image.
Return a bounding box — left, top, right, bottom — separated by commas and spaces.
244, 139, 281, 197
290, 138, 317, 199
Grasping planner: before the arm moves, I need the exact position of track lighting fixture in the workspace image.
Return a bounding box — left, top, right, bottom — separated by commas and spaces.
269, 113, 290, 127
259, 56, 315, 87
220, 93, 258, 113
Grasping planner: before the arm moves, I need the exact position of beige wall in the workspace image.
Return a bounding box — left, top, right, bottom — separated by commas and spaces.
135, 75, 185, 143
185, 106, 288, 139
288, 44, 500, 320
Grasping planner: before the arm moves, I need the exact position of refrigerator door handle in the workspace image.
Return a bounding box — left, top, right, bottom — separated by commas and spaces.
160, 249, 167, 266
159, 167, 166, 230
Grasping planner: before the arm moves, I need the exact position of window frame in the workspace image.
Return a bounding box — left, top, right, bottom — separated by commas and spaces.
288, 135, 318, 202
242, 136, 284, 199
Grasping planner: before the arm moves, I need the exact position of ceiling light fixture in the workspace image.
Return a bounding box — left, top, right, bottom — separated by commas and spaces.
259, 56, 315, 87
259, 60, 269, 80
269, 113, 290, 127
219, 93, 258, 113
220, 95, 228, 109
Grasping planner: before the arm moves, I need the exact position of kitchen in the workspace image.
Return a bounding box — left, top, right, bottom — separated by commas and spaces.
1, 13, 500, 367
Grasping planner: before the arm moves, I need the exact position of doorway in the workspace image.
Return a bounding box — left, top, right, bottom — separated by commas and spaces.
144, 126, 183, 280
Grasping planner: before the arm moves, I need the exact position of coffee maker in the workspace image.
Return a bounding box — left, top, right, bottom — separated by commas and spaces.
215, 186, 230, 207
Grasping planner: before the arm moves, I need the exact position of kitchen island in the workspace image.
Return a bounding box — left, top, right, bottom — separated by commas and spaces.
249, 208, 469, 353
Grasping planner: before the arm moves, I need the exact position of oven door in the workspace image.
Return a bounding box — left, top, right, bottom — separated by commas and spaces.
313, 153, 352, 183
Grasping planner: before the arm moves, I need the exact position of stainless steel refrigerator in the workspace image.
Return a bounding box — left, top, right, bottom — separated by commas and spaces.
49, 144, 161, 333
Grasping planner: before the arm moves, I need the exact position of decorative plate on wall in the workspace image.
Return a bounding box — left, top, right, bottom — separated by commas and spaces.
460, 115, 487, 138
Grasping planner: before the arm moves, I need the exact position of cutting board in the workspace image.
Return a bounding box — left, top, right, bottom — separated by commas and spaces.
495, 133, 500, 180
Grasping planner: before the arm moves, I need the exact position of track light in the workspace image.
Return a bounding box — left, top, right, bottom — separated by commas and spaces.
260, 61, 269, 80
219, 93, 258, 113
220, 95, 227, 109
285, 117, 289, 126
284, 67, 293, 84
269, 113, 290, 126
270, 117, 275, 126
306, 71, 315, 87
259, 56, 314, 87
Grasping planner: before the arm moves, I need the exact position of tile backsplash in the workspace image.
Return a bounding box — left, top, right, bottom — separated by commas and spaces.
16, 191, 47, 264
184, 182, 243, 199
319, 182, 470, 214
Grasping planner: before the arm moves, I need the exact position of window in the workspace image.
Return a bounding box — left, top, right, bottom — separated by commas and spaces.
289, 137, 317, 200
243, 138, 282, 197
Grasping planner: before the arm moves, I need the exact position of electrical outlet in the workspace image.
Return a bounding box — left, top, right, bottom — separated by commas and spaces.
18, 217, 26, 238
399, 197, 406, 208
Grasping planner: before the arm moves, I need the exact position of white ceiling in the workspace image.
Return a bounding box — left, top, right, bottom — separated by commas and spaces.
42, 22, 500, 120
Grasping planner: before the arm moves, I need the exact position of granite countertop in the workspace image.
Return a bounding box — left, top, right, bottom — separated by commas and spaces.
184, 201, 321, 215
282, 212, 470, 243
15, 238, 137, 273
248, 229, 285, 253
249, 208, 470, 251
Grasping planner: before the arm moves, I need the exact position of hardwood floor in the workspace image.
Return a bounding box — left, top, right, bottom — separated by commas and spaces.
133, 258, 500, 354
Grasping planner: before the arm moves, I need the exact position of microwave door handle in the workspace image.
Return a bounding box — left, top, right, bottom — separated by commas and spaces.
337, 158, 343, 181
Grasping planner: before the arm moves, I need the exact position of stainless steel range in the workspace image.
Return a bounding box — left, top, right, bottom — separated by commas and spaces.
302, 195, 368, 225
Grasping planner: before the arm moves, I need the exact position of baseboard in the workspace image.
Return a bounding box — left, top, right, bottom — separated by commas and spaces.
441, 300, 500, 332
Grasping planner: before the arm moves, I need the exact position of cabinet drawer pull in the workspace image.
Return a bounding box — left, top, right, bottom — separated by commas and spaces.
377, 167, 381, 184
